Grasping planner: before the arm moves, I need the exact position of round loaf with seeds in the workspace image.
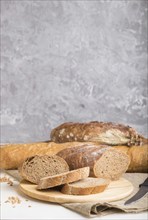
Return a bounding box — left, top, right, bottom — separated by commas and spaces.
51, 121, 143, 146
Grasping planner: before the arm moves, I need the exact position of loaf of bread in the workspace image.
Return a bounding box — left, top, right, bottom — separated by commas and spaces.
61, 177, 110, 195
57, 144, 130, 180
0, 142, 147, 173
19, 155, 69, 184
0, 142, 94, 169
37, 167, 90, 189
50, 121, 144, 146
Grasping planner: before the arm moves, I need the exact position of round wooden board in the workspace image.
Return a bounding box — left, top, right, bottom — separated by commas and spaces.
19, 178, 133, 204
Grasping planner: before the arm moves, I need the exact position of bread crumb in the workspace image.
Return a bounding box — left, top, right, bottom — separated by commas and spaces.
4, 201, 9, 203
5, 196, 21, 205
28, 205, 31, 208
0, 176, 13, 186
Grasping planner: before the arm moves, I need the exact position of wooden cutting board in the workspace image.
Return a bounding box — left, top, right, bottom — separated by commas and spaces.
19, 178, 133, 203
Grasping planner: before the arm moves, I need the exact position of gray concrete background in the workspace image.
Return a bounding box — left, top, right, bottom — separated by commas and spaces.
1, 0, 148, 143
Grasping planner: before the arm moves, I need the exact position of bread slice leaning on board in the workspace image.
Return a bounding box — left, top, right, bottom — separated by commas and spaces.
57, 144, 130, 180
0, 142, 148, 173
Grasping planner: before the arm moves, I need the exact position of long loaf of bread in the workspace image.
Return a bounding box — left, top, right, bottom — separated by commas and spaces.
0, 142, 95, 169
0, 142, 147, 172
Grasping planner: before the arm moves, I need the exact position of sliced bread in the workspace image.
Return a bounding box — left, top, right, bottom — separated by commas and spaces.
93, 148, 130, 180
37, 167, 90, 189
61, 177, 110, 195
19, 155, 69, 184
57, 145, 130, 180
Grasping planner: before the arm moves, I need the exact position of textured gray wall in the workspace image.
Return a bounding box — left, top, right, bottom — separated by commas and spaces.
1, 0, 148, 143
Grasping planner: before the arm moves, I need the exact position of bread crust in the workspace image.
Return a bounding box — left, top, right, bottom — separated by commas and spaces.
50, 121, 144, 146
37, 167, 90, 189
114, 145, 148, 173
0, 142, 147, 173
57, 145, 130, 180
57, 144, 110, 170
0, 142, 94, 169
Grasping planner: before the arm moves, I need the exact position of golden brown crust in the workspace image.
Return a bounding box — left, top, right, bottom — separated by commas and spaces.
0, 141, 147, 173
114, 145, 148, 173
0, 142, 96, 169
50, 121, 144, 146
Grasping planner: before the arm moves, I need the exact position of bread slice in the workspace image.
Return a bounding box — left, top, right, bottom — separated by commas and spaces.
93, 148, 130, 180
37, 167, 90, 189
19, 155, 69, 184
61, 177, 110, 195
